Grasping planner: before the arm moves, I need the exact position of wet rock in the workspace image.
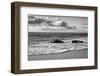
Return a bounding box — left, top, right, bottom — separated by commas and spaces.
51, 39, 64, 43
72, 40, 84, 43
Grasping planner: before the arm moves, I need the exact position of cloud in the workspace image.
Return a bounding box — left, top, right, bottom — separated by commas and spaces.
60, 21, 76, 29
82, 26, 88, 29
29, 26, 74, 32
28, 16, 86, 32
28, 17, 45, 24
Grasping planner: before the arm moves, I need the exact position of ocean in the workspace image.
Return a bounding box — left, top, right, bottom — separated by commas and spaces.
28, 32, 88, 60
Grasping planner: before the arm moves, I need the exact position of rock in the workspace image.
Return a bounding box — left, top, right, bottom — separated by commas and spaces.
51, 39, 64, 43
72, 40, 84, 43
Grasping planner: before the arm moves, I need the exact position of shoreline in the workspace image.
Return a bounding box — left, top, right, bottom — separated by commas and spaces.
28, 48, 88, 61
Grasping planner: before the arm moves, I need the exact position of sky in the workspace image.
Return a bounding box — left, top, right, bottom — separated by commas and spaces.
28, 14, 88, 33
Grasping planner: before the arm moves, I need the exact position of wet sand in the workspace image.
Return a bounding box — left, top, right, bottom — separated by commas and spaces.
28, 48, 88, 61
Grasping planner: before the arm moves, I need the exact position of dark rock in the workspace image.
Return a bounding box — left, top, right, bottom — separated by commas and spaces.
72, 40, 84, 43
51, 39, 64, 43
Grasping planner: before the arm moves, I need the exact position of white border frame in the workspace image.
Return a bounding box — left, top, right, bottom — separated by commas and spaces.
20, 7, 95, 70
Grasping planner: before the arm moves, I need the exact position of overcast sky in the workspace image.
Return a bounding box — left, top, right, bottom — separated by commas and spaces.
28, 14, 88, 33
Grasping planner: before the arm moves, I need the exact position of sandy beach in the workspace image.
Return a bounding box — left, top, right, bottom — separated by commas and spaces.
28, 48, 88, 61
